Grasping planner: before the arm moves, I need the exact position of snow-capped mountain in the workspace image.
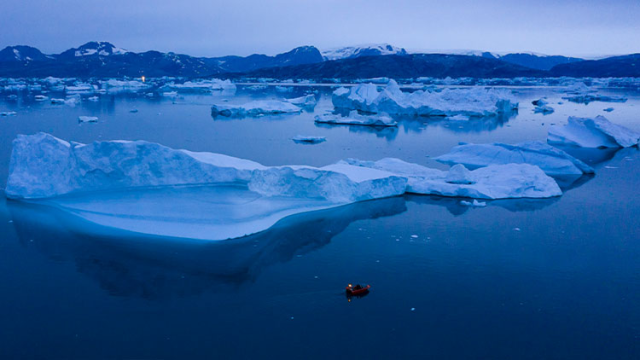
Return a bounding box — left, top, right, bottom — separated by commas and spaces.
58, 42, 128, 59
322, 44, 407, 61
0, 46, 51, 62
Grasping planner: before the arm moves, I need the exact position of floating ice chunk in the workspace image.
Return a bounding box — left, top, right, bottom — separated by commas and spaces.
246, 85, 267, 91
5, 134, 406, 203
333, 79, 518, 117
292, 135, 326, 144
1, 111, 17, 116
448, 114, 470, 121
66, 84, 97, 94
344, 158, 561, 199
435, 141, 594, 176
35, 95, 48, 101
314, 111, 397, 127
445, 164, 475, 184
211, 100, 302, 118
562, 94, 627, 104
286, 94, 317, 107
461, 200, 487, 207
532, 96, 559, 114
101, 79, 150, 93
275, 86, 293, 92
87, 96, 99, 102
548, 116, 640, 148
78, 116, 98, 123
51, 98, 65, 104
162, 91, 178, 97
162, 79, 236, 93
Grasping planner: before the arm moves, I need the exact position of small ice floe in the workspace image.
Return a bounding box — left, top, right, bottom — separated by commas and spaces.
460, 199, 487, 207
34, 95, 48, 101
1, 111, 17, 117
161, 79, 236, 93
245, 85, 268, 91
604, 166, 618, 169
548, 116, 640, 148
162, 91, 178, 97
448, 114, 470, 121
513, 228, 521, 231
411, 308, 416, 311
275, 86, 293, 93
286, 94, 317, 107
51, 98, 65, 104
78, 116, 99, 123
603, 108, 614, 112
562, 94, 627, 104
87, 96, 99, 102
292, 135, 326, 144
129, 109, 139, 113
314, 111, 397, 127
211, 100, 302, 118
51, 98, 77, 106
435, 141, 594, 176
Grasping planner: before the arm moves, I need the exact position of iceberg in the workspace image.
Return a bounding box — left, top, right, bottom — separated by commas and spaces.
314, 111, 397, 127
161, 79, 236, 93
286, 94, 317, 107
532, 100, 554, 114
211, 100, 302, 118
35, 95, 48, 101
1, 111, 17, 116
78, 116, 98, 123
548, 116, 640, 148
435, 141, 594, 176
292, 135, 326, 144
6, 134, 567, 240
562, 94, 627, 104
5, 133, 405, 202
343, 158, 562, 199
332, 80, 518, 117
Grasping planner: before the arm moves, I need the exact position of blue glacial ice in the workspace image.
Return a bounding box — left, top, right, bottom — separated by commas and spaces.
332, 79, 518, 117
548, 116, 640, 148
434, 141, 594, 176
211, 100, 302, 117
5, 134, 566, 240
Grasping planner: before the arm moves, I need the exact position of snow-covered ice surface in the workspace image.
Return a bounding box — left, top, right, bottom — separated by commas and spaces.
344, 158, 562, 199
315, 111, 397, 127
548, 116, 640, 148
435, 141, 594, 176
333, 80, 518, 117
212, 100, 302, 117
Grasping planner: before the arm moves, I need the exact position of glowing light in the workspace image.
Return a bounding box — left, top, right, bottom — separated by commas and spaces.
141, 76, 146, 83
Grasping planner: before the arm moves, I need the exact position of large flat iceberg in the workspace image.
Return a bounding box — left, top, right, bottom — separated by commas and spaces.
6, 134, 565, 240
434, 141, 594, 176
315, 111, 397, 127
332, 80, 518, 117
548, 116, 640, 148
211, 100, 302, 118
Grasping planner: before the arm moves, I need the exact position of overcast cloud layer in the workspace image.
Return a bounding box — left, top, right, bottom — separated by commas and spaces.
1, 0, 639, 57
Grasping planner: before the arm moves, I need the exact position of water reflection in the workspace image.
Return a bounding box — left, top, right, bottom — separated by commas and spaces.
7, 196, 407, 300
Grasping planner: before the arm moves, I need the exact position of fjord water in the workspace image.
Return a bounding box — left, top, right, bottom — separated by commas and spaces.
0, 86, 638, 359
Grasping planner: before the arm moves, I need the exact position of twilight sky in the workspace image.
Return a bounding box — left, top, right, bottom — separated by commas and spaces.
1, 0, 639, 57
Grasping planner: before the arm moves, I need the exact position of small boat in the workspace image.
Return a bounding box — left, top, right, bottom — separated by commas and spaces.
345, 284, 371, 296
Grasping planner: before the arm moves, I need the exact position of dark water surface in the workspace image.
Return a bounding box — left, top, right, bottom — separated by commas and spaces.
0, 86, 638, 359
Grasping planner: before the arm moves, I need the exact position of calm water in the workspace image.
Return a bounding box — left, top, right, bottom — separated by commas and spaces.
0, 86, 639, 359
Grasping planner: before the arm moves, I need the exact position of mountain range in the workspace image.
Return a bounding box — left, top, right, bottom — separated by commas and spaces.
0, 42, 638, 79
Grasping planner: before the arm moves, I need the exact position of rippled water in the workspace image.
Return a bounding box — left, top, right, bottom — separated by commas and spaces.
0, 86, 638, 359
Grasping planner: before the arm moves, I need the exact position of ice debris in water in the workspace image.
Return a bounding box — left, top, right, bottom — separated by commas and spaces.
548, 116, 640, 148
286, 94, 317, 107
292, 135, 326, 144
1, 111, 17, 116
562, 94, 627, 104
78, 116, 98, 123
161, 79, 236, 93
532, 99, 554, 114
435, 141, 594, 176
332, 79, 518, 117
315, 110, 397, 127
461, 200, 487, 207
211, 100, 302, 117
